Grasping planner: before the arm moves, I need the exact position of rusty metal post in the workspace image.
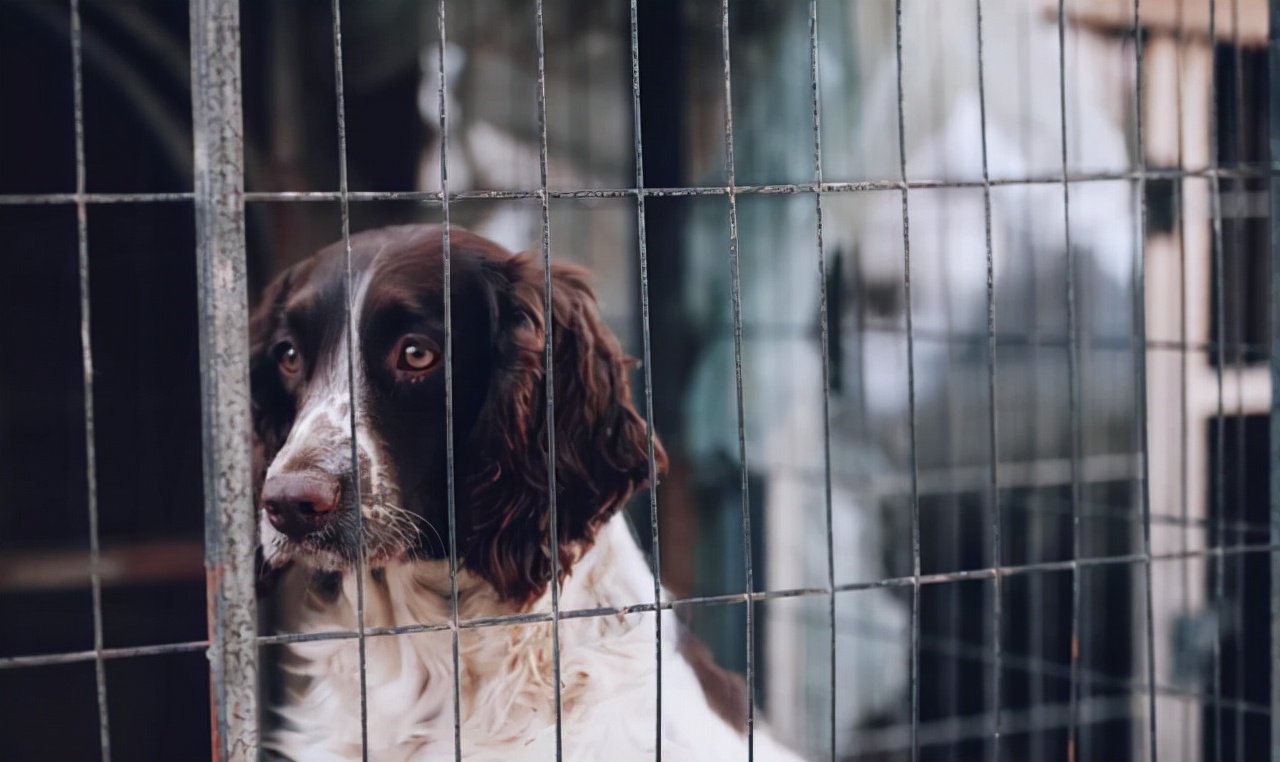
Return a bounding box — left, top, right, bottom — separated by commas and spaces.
190, 0, 257, 759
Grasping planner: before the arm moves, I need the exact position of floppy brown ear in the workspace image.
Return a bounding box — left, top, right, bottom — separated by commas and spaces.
464, 254, 668, 606
248, 270, 296, 504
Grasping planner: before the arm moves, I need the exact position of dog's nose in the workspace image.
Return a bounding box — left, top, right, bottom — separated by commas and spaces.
262, 472, 341, 539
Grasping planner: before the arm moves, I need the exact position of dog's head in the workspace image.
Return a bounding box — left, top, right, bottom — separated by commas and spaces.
250, 224, 666, 605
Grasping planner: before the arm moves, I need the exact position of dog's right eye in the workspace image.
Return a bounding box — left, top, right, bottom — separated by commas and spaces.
388, 334, 439, 380
273, 340, 302, 377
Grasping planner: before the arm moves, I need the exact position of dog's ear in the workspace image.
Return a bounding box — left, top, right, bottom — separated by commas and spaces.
248, 269, 296, 502
464, 254, 668, 606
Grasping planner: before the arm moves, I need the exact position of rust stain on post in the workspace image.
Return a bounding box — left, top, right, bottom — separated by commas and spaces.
191, 0, 258, 759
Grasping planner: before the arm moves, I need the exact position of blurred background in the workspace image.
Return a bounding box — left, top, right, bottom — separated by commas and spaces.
0, 0, 1272, 760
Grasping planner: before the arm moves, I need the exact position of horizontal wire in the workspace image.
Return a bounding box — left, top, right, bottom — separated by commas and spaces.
845, 694, 1244, 758
0, 191, 195, 204
2, 163, 1276, 206
0, 639, 210, 669
3, 609, 1268, 720
682, 319, 1270, 358
4, 541, 1274, 672
809, 613, 1273, 719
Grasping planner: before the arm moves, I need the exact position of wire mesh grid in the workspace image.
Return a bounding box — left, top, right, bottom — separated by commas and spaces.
0, 0, 1277, 761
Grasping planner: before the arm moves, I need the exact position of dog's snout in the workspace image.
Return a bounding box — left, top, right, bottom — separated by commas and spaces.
262, 472, 341, 539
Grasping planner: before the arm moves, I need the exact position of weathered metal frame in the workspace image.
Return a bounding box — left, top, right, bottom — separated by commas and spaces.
190, 0, 257, 759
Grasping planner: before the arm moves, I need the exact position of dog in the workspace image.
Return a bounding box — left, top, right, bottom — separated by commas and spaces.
250, 224, 803, 761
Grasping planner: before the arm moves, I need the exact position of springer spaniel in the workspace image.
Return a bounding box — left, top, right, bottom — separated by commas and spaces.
250, 225, 802, 761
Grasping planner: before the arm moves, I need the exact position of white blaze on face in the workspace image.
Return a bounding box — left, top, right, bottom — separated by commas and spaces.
259, 264, 400, 567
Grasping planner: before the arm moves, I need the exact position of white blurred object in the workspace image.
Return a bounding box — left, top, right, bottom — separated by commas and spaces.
415, 42, 605, 254
835, 0, 1135, 429
765, 388, 910, 754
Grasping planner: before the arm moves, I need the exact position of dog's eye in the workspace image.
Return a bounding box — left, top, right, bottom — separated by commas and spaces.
273, 340, 302, 376
391, 335, 438, 375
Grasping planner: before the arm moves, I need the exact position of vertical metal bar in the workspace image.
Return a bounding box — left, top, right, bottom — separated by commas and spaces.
531, 2, 565, 758
1206, 1, 1228, 760
806, 2, 837, 760
1227, 4, 1247, 761
1019, 4, 1048, 750
971, 3, 1003, 757
717, 1, 755, 756
327, 3, 371, 760
434, 3, 464, 761
1129, 0, 1162, 759
1268, 0, 1280, 758
626, 2, 665, 758
1055, 1, 1085, 759
189, 0, 258, 758
1174, 2, 1193, 757
69, 1, 110, 759
891, 1, 924, 759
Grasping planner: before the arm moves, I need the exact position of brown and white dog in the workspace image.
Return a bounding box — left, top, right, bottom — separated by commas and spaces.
250, 225, 802, 761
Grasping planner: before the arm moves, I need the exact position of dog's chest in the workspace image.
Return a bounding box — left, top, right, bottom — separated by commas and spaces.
263, 519, 793, 762
269, 567, 662, 761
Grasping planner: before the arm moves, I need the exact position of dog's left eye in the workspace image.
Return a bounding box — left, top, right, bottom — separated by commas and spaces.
391, 335, 438, 375
273, 340, 303, 377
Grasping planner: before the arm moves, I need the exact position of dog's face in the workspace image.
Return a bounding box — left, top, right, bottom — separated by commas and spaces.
249, 225, 666, 604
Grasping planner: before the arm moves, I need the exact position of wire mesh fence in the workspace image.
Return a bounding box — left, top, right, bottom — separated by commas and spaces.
0, 0, 1277, 761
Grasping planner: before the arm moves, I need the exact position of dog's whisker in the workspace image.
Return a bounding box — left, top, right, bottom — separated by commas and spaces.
368, 496, 446, 557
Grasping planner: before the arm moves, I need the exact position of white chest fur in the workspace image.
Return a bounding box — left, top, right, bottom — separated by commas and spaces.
266, 516, 802, 762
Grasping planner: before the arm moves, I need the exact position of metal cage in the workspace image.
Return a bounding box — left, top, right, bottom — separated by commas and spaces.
0, 1, 1277, 760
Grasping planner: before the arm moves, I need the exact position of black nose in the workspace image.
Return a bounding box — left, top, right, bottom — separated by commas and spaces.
262, 472, 341, 540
